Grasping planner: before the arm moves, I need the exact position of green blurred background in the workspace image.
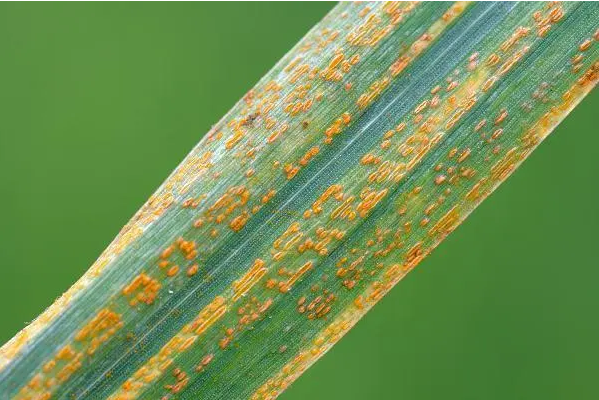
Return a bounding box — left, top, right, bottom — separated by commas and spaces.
0, 3, 597, 399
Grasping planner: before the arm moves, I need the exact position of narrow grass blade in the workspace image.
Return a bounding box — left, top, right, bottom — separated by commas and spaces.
1, 2, 597, 399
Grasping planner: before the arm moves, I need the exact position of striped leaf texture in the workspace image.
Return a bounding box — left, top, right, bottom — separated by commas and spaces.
1, 2, 597, 399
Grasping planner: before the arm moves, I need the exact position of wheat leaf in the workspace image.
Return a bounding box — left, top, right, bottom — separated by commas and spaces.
1, 2, 597, 399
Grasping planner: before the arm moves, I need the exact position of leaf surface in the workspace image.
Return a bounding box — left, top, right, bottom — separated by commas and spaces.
1, 2, 597, 399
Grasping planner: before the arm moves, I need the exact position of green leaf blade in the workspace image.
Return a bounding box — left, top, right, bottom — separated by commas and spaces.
1, 2, 597, 400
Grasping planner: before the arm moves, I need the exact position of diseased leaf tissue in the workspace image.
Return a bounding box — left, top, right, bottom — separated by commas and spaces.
1, 2, 597, 399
